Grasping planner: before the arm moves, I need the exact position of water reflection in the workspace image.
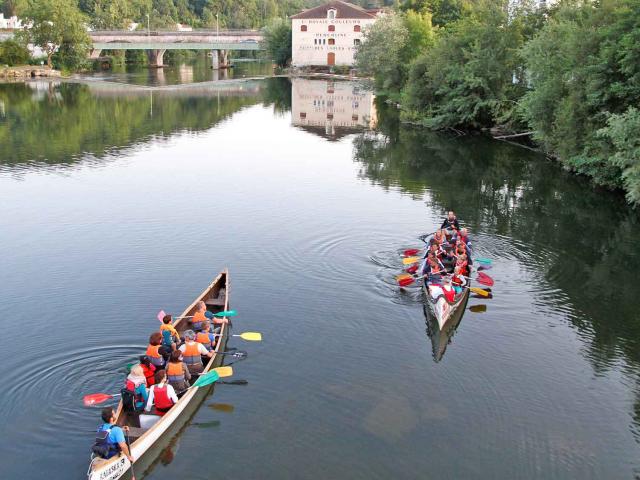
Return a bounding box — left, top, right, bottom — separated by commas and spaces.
291, 78, 377, 140
353, 100, 640, 438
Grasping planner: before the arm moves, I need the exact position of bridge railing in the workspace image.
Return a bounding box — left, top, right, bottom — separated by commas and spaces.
89, 29, 263, 37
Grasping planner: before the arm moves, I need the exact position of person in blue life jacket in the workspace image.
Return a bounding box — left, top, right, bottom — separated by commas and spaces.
93, 407, 133, 462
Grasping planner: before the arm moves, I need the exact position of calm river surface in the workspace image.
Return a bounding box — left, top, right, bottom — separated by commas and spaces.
1, 70, 640, 480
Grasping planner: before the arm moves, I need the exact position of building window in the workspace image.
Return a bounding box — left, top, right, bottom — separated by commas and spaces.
354, 25, 361, 32
328, 38, 335, 45
352, 114, 359, 121
327, 9, 336, 20
300, 112, 306, 119
353, 39, 361, 46
323, 39, 326, 45
328, 25, 335, 32
301, 25, 307, 32
327, 113, 334, 120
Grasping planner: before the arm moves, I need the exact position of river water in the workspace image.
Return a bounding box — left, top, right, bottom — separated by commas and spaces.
1, 66, 639, 480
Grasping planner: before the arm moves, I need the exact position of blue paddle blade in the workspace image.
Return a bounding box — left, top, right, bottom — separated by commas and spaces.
192, 370, 220, 388
475, 258, 492, 265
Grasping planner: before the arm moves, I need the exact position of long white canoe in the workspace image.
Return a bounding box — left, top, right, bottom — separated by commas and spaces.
87, 270, 230, 480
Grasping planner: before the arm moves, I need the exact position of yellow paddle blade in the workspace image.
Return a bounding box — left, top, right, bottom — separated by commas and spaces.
238, 332, 262, 341
213, 366, 233, 378
402, 256, 420, 265
470, 287, 490, 297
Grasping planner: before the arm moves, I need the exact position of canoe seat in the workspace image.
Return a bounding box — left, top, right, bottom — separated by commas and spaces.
205, 289, 226, 307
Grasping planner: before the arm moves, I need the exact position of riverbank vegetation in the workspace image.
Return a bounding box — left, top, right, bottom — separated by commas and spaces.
356, 0, 640, 204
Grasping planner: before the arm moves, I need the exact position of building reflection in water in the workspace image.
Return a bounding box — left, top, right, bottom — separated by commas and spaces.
291, 78, 377, 140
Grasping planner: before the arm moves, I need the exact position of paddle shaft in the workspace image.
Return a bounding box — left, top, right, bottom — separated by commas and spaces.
126, 432, 136, 480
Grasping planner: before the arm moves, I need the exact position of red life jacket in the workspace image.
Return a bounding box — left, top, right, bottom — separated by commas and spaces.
141, 364, 156, 386
442, 284, 456, 302
152, 384, 174, 413
430, 263, 441, 274
452, 275, 464, 286
125, 379, 146, 403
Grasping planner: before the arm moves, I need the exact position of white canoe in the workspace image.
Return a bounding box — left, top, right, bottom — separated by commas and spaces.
87, 270, 230, 480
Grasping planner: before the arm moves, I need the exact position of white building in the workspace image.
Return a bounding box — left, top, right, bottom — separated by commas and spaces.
0, 14, 22, 30
291, 1, 379, 67
291, 78, 377, 139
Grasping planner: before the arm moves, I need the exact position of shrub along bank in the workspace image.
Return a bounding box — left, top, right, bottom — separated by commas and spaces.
355, 0, 640, 204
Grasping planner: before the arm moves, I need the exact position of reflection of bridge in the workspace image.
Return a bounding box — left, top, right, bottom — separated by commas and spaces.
89, 30, 263, 68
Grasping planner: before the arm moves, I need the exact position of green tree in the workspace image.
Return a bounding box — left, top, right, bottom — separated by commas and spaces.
92, 0, 134, 29
401, 0, 472, 27
1, 0, 27, 16
22, 0, 91, 69
0, 39, 30, 65
402, 0, 527, 129
355, 13, 409, 95
520, 0, 640, 201
263, 18, 291, 67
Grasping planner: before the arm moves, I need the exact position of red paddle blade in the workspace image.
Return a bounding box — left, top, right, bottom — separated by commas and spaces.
406, 264, 418, 274
83, 393, 113, 406
398, 277, 415, 287
404, 249, 421, 256
476, 272, 494, 286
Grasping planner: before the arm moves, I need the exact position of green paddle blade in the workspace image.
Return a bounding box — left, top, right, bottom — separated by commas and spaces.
192, 370, 220, 388
475, 258, 492, 265
213, 310, 237, 317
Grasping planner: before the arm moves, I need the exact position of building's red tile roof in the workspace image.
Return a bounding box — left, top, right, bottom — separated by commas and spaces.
290, 1, 377, 20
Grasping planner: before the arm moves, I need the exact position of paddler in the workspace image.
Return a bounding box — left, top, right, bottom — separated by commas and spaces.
92, 407, 133, 462
441, 211, 460, 233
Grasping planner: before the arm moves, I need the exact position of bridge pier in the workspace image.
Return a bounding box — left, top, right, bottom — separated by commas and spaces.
211, 49, 229, 69
147, 49, 166, 68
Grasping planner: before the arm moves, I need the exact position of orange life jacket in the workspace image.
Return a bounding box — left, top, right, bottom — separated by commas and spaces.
166, 362, 185, 382
183, 342, 202, 366
196, 331, 212, 348
191, 311, 207, 330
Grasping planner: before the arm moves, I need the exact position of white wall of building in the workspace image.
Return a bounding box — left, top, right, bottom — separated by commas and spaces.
292, 16, 375, 67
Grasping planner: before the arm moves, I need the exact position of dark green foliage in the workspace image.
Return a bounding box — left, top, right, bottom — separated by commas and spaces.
520, 0, 640, 202
402, 0, 527, 129
0, 39, 30, 66
263, 18, 291, 67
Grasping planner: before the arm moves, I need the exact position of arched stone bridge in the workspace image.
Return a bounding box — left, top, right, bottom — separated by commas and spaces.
89, 30, 264, 68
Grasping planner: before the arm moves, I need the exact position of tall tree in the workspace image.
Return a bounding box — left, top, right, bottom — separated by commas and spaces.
22, 0, 91, 69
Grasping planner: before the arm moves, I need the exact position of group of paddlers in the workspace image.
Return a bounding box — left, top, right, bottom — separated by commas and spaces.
92, 301, 228, 460
419, 211, 473, 303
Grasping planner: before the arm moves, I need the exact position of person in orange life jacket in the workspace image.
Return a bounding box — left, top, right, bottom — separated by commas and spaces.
179, 330, 214, 374
94, 407, 133, 461
160, 314, 180, 356
146, 332, 165, 368
196, 322, 217, 352
145, 370, 178, 416
441, 277, 456, 302
166, 350, 191, 392
124, 364, 149, 410
192, 301, 229, 333
139, 355, 156, 387
455, 253, 469, 276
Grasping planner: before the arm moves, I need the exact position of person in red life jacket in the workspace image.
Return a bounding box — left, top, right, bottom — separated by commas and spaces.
451, 266, 467, 294
196, 322, 217, 352
166, 350, 191, 393
124, 364, 149, 410
145, 370, 178, 416
441, 277, 456, 302
146, 332, 165, 369
139, 355, 156, 387
179, 330, 214, 375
